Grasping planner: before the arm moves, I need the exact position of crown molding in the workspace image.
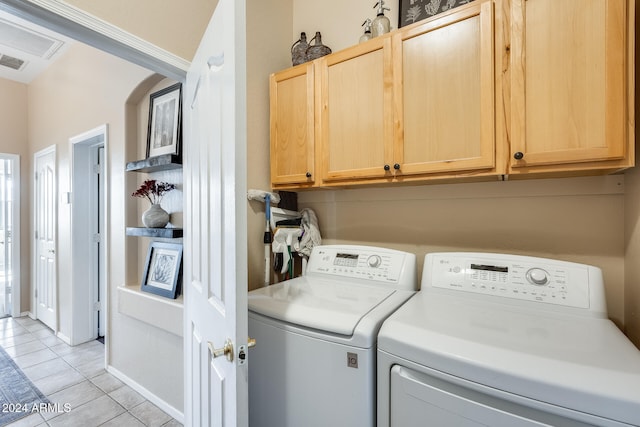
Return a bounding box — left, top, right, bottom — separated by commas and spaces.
0, 0, 189, 80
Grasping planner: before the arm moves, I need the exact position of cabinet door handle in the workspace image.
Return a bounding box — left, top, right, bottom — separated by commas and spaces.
393, 163, 400, 170
514, 152, 524, 160
384, 164, 390, 171
305, 172, 312, 178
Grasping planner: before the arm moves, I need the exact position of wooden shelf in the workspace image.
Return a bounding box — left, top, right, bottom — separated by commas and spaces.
126, 227, 183, 238
126, 154, 182, 173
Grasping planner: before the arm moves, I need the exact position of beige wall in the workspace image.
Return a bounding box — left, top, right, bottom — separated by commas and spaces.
246, 0, 294, 289
298, 177, 628, 328
28, 42, 150, 335
27, 43, 187, 408
0, 78, 30, 313
62, 0, 217, 61
293, 0, 399, 53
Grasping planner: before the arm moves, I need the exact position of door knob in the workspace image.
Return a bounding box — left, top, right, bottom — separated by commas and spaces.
248, 337, 256, 348
48, 249, 55, 254
208, 339, 234, 362
514, 151, 524, 160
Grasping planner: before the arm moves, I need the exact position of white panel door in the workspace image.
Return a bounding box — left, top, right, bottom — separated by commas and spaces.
184, 0, 249, 425
34, 147, 56, 330
0, 154, 19, 318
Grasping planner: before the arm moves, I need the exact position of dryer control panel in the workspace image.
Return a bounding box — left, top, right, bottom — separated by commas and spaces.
306, 245, 417, 291
425, 253, 606, 311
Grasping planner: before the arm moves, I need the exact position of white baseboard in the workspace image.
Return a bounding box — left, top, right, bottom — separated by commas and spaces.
56, 331, 71, 345
107, 365, 184, 423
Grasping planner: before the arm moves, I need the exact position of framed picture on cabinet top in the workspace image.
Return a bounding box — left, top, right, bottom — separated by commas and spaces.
141, 241, 183, 299
146, 82, 182, 159
399, 0, 474, 28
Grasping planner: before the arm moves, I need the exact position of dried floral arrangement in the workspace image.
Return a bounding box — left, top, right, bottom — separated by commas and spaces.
131, 179, 176, 205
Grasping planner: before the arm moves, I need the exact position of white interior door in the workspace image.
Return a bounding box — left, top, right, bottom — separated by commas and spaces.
34, 147, 56, 330
0, 154, 19, 319
97, 145, 106, 337
184, 0, 249, 425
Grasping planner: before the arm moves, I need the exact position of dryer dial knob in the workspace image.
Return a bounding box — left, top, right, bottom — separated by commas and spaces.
527, 268, 549, 285
367, 255, 382, 268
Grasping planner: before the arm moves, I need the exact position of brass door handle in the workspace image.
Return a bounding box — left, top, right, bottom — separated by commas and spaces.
248, 337, 256, 348
208, 339, 234, 362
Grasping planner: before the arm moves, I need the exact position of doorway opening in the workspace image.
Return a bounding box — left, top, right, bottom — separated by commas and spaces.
70, 125, 107, 345
0, 153, 20, 319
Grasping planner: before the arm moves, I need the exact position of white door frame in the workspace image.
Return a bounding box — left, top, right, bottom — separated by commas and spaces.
32, 145, 57, 330
0, 153, 20, 318
70, 125, 108, 345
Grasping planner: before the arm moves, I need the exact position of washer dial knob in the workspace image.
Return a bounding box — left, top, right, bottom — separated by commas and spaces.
367, 255, 382, 268
527, 268, 549, 285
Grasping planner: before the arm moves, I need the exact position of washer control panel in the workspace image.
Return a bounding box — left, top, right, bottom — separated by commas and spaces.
427, 253, 591, 309
307, 245, 415, 287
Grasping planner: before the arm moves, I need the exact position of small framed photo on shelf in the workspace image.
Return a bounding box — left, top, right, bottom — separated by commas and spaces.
146, 82, 182, 159
399, 0, 474, 28
141, 241, 183, 299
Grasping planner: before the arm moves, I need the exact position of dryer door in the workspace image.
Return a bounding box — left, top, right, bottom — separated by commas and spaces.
390, 366, 593, 427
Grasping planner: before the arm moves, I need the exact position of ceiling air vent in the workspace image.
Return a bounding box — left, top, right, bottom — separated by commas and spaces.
0, 18, 62, 59
0, 53, 25, 71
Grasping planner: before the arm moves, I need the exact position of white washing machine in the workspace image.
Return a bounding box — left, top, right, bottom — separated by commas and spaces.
378, 252, 640, 427
248, 245, 417, 427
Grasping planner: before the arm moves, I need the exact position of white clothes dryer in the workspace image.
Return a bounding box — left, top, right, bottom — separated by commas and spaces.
248, 245, 417, 427
378, 252, 640, 427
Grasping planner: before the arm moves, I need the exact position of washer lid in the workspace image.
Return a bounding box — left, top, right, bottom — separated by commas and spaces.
378, 292, 640, 426
248, 276, 395, 336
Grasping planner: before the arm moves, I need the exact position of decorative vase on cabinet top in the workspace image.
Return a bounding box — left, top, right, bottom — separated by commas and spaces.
291, 32, 309, 66
142, 204, 170, 228
306, 32, 332, 61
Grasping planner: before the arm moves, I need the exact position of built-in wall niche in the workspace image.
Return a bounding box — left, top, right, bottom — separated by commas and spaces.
121, 75, 185, 335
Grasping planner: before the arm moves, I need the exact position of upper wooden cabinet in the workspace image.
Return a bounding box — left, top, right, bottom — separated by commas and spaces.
270, 62, 315, 187
509, 0, 633, 173
394, 0, 496, 178
269, 0, 634, 190
319, 38, 394, 182
318, 0, 498, 185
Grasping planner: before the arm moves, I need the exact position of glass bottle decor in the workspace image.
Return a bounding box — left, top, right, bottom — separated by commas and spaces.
305, 32, 332, 62
360, 19, 373, 43
291, 32, 309, 66
371, 0, 391, 37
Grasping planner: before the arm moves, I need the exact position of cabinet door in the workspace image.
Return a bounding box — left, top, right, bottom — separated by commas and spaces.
394, 0, 496, 176
510, 0, 628, 168
319, 38, 394, 182
270, 63, 315, 186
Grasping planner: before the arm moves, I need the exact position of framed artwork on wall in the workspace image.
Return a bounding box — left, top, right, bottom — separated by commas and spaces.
399, 0, 474, 28
141, 241, 183, 299
146, 82, 182, 159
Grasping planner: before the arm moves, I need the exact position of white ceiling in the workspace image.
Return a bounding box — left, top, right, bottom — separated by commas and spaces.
0, 9, 73, 84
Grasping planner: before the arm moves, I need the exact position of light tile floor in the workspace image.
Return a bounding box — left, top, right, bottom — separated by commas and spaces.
0, 316, 182, 427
